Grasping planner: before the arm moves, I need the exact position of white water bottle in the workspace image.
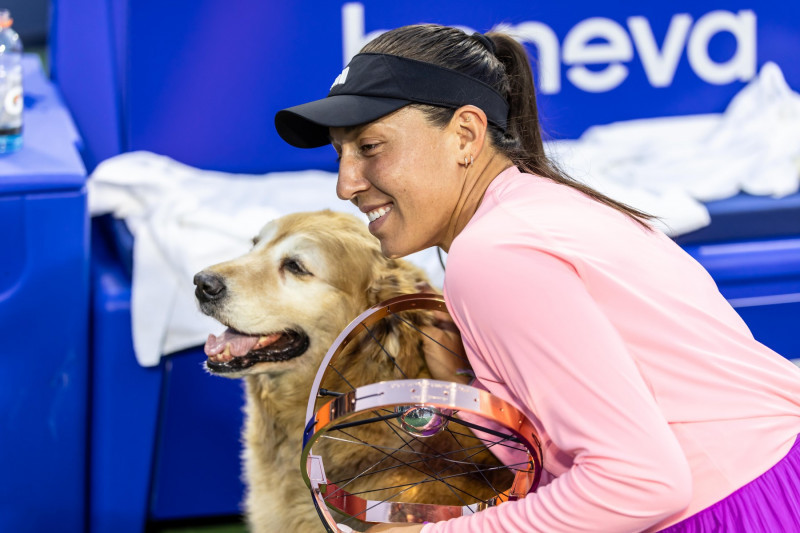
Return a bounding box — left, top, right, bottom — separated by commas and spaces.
0, 9, 22, 153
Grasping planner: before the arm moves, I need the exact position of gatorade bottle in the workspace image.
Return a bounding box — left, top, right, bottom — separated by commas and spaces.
0, 9, 22, 153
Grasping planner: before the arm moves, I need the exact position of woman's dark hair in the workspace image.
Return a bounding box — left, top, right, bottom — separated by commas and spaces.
361, 24, 654, 227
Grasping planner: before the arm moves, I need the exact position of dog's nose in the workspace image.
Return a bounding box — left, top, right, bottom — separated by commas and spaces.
194, 271, 227, 302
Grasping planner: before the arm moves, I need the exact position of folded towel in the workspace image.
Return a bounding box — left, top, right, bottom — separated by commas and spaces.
551, 61, 800, 206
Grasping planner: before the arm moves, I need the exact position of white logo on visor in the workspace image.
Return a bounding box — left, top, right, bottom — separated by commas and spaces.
330, 66, 350, 89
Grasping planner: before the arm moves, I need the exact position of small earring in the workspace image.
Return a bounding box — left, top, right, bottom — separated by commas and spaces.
470, 154, 474, 166
464, 155, 469, 166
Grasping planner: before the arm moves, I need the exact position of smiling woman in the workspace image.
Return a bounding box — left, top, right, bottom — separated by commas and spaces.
330, 106, 484, 258
276, 26, 653, 260
275, 22, 800, 533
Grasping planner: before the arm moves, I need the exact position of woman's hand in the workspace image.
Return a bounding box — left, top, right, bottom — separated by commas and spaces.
417, 284, 472, 385
365, 523, 425, 532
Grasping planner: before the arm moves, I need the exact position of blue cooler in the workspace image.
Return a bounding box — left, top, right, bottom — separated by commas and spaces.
88, 220, 245, 532
0, 55, 89, 533
676, 195, 800, 361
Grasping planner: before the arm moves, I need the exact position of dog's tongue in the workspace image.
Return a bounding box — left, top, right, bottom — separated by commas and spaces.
205, 329, 281, 357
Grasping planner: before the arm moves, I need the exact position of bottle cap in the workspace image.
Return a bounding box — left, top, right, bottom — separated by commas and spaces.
0, 10, 12, 29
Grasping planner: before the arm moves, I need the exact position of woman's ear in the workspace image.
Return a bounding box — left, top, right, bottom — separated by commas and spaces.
452, 105, 489, 166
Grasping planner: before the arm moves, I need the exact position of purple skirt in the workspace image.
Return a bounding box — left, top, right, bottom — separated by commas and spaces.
662, 435, 800, 532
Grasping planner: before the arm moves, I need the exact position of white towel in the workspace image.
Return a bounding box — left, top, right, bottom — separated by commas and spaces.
550, 61, 800, 203
87, 62, 800, 367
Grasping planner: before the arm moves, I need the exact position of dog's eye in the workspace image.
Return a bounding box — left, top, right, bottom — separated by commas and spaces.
282, 257, 311, 276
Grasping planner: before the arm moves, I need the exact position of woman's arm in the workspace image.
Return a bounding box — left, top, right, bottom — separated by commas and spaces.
429, 244, 692, 532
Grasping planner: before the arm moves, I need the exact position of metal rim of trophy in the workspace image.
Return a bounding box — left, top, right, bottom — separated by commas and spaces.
302, 293, 543, 532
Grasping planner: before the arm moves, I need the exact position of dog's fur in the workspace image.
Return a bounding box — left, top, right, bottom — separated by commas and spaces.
195, 210, 507, 532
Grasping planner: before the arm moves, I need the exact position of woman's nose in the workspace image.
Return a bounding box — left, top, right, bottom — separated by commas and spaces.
336, 155, 369, 201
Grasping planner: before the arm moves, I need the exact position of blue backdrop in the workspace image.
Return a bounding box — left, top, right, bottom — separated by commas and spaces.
51, 1, 800, 174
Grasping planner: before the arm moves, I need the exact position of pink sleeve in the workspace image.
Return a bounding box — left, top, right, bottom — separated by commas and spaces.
451, 377, 541, 479
429, 245, 692, 532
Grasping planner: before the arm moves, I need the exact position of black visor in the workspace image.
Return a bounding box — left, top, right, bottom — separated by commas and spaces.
274, 53, 509, 148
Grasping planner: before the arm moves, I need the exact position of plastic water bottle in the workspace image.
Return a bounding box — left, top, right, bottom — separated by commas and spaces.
0, 9, 22, 154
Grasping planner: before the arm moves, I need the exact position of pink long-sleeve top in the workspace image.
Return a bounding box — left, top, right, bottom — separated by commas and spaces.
426, 166, 800, 532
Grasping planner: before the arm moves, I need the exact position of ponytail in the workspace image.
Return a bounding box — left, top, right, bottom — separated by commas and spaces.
486, 32, 654, 227
488, 32, 547, 173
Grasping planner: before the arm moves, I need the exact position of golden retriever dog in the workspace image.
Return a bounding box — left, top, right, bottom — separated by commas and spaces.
194, 210, 510, 533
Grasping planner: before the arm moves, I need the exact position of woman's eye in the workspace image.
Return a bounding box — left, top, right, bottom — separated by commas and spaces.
360, 143, 378, 154
282, 257, 311, 276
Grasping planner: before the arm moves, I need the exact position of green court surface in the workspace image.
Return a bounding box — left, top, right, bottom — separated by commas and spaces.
155, 520, 247, 533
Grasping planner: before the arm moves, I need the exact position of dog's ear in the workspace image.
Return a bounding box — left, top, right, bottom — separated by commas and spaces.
365, 252, 435, 307
349, 251, 434, 382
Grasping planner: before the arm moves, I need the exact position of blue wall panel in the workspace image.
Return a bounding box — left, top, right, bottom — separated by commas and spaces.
53, 1, 800, 174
